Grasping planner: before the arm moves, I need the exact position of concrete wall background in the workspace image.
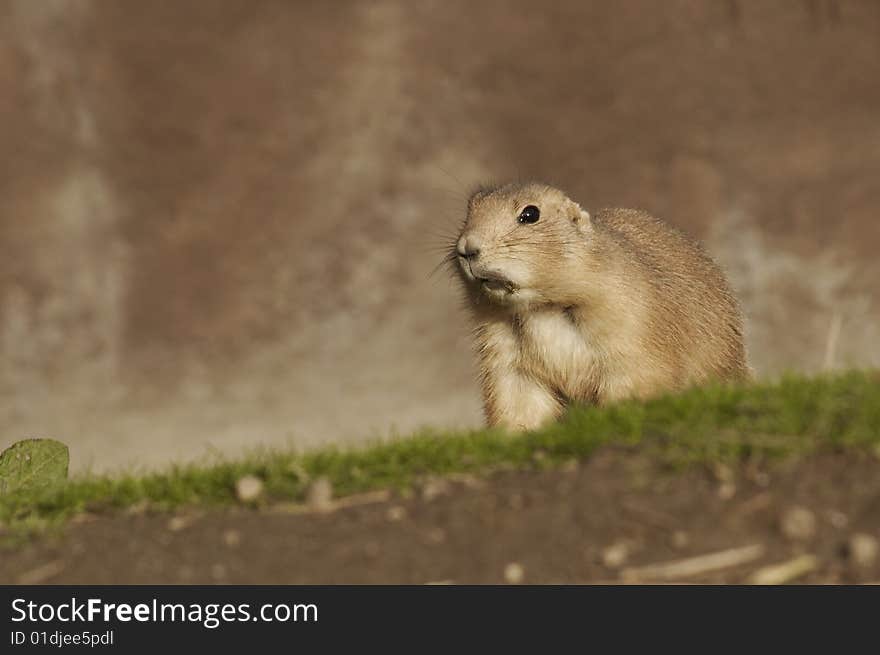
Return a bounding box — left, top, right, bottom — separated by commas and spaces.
1, 0, 879, 472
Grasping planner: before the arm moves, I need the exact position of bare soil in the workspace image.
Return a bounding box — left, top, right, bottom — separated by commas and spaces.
3, 449, 879, 584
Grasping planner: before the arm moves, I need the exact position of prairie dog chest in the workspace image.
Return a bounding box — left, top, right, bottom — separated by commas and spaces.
515, 310, 596, 385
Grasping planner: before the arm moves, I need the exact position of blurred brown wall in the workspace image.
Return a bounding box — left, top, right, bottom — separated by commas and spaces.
2, 0, 879, 471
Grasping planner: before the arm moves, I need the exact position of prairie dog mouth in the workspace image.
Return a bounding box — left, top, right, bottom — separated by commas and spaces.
458, 255, 518, 294
479, 276, 518, 294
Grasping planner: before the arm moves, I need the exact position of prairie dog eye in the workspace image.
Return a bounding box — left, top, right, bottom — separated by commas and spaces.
518, 205, 540, 224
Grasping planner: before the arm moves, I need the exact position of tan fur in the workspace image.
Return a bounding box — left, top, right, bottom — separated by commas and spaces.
452, 182, 748, 430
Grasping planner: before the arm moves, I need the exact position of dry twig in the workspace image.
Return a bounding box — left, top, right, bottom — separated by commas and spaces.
620, 544, 765, 582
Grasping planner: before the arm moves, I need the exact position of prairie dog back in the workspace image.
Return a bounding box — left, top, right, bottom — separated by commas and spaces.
593, 208, 747, 382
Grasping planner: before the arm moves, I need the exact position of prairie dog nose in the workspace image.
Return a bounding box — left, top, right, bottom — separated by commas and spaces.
457, 233, 482, 259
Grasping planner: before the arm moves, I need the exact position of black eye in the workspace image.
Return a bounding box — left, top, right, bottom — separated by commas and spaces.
518, 205, 540, 224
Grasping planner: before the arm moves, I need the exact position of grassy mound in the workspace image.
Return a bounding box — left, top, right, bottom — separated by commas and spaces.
1, 372, 878, 535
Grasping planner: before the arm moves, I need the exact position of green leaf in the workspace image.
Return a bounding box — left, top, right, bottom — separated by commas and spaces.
0, 439, 69, 495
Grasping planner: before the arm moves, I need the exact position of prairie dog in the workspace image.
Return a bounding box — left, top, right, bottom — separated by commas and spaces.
452, 181, 748, 430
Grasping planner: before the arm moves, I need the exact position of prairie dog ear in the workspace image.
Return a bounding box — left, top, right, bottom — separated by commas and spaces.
568, 200, 591, 234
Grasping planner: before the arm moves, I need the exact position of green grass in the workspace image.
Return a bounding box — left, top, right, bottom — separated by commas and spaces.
1, 371, 879, 538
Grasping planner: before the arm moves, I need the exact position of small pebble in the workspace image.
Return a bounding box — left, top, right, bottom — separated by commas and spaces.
223, 529, 241, 548
718, 481, 737, 500
561, 459, 579, 473
386, 505, 407, 522
235, 475, 264, 503
504, 562, 525, 584
422, 478, 451, 502
671, 531, 690, 549
69, 513, 98, 525
125, 501, 150, 516
307, 477, 334, 511
602, 541, 631, 569
167, 515, 195, 532
210, 563, 227, 581
847, 533, 878, 568
713, 463, 734, 483
827, 510, 848, 529
780, 506, 817, 541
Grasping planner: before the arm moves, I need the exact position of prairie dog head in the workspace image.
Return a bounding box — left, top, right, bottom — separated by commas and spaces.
454, 182, 591, 308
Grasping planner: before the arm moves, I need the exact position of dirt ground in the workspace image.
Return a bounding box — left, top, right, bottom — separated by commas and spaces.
3, 449, 879, 584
